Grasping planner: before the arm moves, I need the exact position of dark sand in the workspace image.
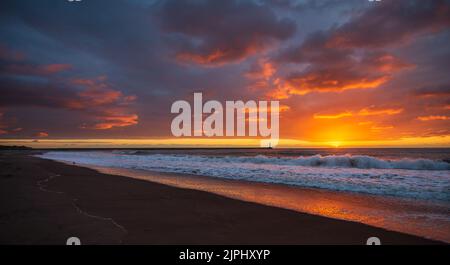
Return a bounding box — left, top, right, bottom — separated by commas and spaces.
0, 152, 441, 244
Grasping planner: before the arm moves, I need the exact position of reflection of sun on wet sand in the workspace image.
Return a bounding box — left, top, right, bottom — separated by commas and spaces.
90, 166, 450, 243
0, 151, 443, 244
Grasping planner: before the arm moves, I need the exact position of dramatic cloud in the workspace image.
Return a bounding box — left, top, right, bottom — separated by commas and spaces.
68, 76, 136, 108
358, 107, 403, 116
313, 111, 352, 119
0, 0, 449, 144
0, 75, 138, 131
269, 48, 412, 98
267, 1, 450, 99
417, 115, 449, 121
245, 59, 276, 80
157, 0, 296, 65
244, 58, 278, 92
88, 113, 139, 130
326, 0, 450, 49
414, 84, 450, 97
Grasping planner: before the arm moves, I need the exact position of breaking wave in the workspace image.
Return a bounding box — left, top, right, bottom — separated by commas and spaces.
112, 151, 450, 170
252, 154, 450, 170
38, 151, 450, 201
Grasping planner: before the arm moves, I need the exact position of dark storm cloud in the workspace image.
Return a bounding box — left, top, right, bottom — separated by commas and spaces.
414, 84, 450, 97
326, 0, 450, 49
0, 0, 180, 136
0, 75, 138, 131
279, 0, 450, 62
156, 0, 296, 65
0, 77, 74, 108
0, 0, 160, 68
0, 42, 137, 129
270, 0, 450, 97
282, 50, 412, 93
0, 0, 267, 137
271, 32, 413, 97
0, 0, 264, 98
0, 43, 72, 77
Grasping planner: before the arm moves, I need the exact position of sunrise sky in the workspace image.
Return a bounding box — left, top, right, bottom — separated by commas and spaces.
1, 0, 450, 148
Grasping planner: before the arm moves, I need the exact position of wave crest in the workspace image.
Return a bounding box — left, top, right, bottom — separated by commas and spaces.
287, 154, 450, 170
115, 151, 450, 170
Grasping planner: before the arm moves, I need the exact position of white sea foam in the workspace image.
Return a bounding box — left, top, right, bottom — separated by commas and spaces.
268, 154, 450, 170
38, 151, 450, 202
111, 151, 450, 170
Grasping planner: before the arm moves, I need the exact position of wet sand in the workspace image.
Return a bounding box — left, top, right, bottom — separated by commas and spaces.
0, 152, 442, 244
89, 165, 450, 243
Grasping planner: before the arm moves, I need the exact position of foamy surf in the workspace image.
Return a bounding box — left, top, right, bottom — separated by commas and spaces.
111, 151, 450, 170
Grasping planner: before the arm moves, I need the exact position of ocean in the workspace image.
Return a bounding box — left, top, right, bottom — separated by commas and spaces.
38, 148, 450, 242
40, 148, 450, 201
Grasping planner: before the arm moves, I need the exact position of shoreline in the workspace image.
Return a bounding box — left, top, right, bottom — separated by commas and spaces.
75, 163, 450, 243
0, 152, 444, 244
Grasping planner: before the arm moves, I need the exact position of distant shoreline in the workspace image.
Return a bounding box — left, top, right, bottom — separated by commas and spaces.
2, 144, 450, 151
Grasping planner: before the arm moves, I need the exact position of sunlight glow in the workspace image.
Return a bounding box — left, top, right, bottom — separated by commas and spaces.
1, 135, 449, 148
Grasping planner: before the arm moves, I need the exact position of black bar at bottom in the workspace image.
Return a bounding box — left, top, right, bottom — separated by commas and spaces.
1, 245, 448, 264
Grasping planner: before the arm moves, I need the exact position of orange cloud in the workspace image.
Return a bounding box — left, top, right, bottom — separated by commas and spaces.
266, 53, 408, 99
245, 59, 279, 94
370, 54, 414, 72
245, 59, 276, 80
78, 88, 122, 106
314, 111, 353, 119
39, 64, 72, 74
370, 125, 394, 131
417, 115, 449, 121
313, 107, 403, 120
67, 76, 137, 108
91, 114, 138, 130
358, 107, 403, 116
176, 50, 227, 65
175, 43, 267, 67
67, 76, 139, 130
34, 132, 49, 137
357, 121, 373, 126
285, 74, 389, 95
246, 104, 290, 113
275, 21, 415, 99
71, 76, 106, 86
265, 78, 295, 99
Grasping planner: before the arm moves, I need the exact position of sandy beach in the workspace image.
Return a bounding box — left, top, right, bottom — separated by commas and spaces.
0, 151, 442, 245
